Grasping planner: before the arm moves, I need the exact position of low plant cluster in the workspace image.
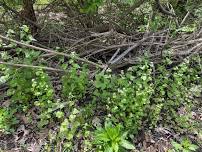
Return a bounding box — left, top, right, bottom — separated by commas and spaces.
0, 28, 201, 151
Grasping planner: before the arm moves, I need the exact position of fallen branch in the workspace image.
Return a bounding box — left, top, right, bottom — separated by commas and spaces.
0, 61, 66, 72
110, 37, 150, 64
0, 34, 104, 68
173, 42, 202, 55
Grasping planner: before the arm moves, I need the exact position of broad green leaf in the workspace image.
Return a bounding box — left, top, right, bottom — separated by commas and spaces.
189, 144, 199, 151
112, 142, 119, 152
121, 132, 128, 139
105, 126, 120, 140
172, 141, 183, 150
121, 139, 136, 150
95, 131, 110, 142
104, 145, 113, 152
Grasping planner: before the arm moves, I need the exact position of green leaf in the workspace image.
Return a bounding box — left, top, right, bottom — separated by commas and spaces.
22, 25, 29, 33
182, 150, 190, 152
121, 132, 128, 139
121, 139, 135, 150
141, 75, 147, 81
189, 144, 199, 151
172, 141, 183, 150
72, 108, 79, 115
95, 131, 110, 142
104, 146, 113, 152
55, 111, 64, 119
112, 142, 119, 152
105, 124, 120, 140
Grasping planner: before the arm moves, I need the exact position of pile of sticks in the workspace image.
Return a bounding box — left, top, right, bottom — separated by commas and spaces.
0, 26, 202, 72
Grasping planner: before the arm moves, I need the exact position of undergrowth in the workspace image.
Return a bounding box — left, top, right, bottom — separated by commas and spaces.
0, 28, 201, 151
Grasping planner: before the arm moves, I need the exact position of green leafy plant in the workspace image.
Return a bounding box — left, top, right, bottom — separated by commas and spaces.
58, 108, 81, 150
170, 138, 199, 152
31, 69, 55, 127
94, 58, 154, 133
62, 56, 89, 100
94, 122, 135, 152
80, 0, 103, 14
0, 108, 19, 134
148, 53, 201, 131
0, 26, 58, 128
20, 25, 36, 43
6, 68, 36, 111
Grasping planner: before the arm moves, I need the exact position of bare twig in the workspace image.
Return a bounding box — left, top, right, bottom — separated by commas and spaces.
155, 0, 176, 17
180, 11, 190, 26
108, 39, 126, 64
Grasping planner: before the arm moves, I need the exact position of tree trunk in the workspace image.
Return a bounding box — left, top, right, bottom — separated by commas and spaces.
20, 0, 37, 34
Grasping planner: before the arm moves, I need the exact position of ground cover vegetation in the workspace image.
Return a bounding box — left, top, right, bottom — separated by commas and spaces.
0, 0, 202, 151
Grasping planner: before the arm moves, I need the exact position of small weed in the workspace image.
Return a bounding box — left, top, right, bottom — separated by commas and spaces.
170, 138, 199, 152
94, 122, 135, 152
